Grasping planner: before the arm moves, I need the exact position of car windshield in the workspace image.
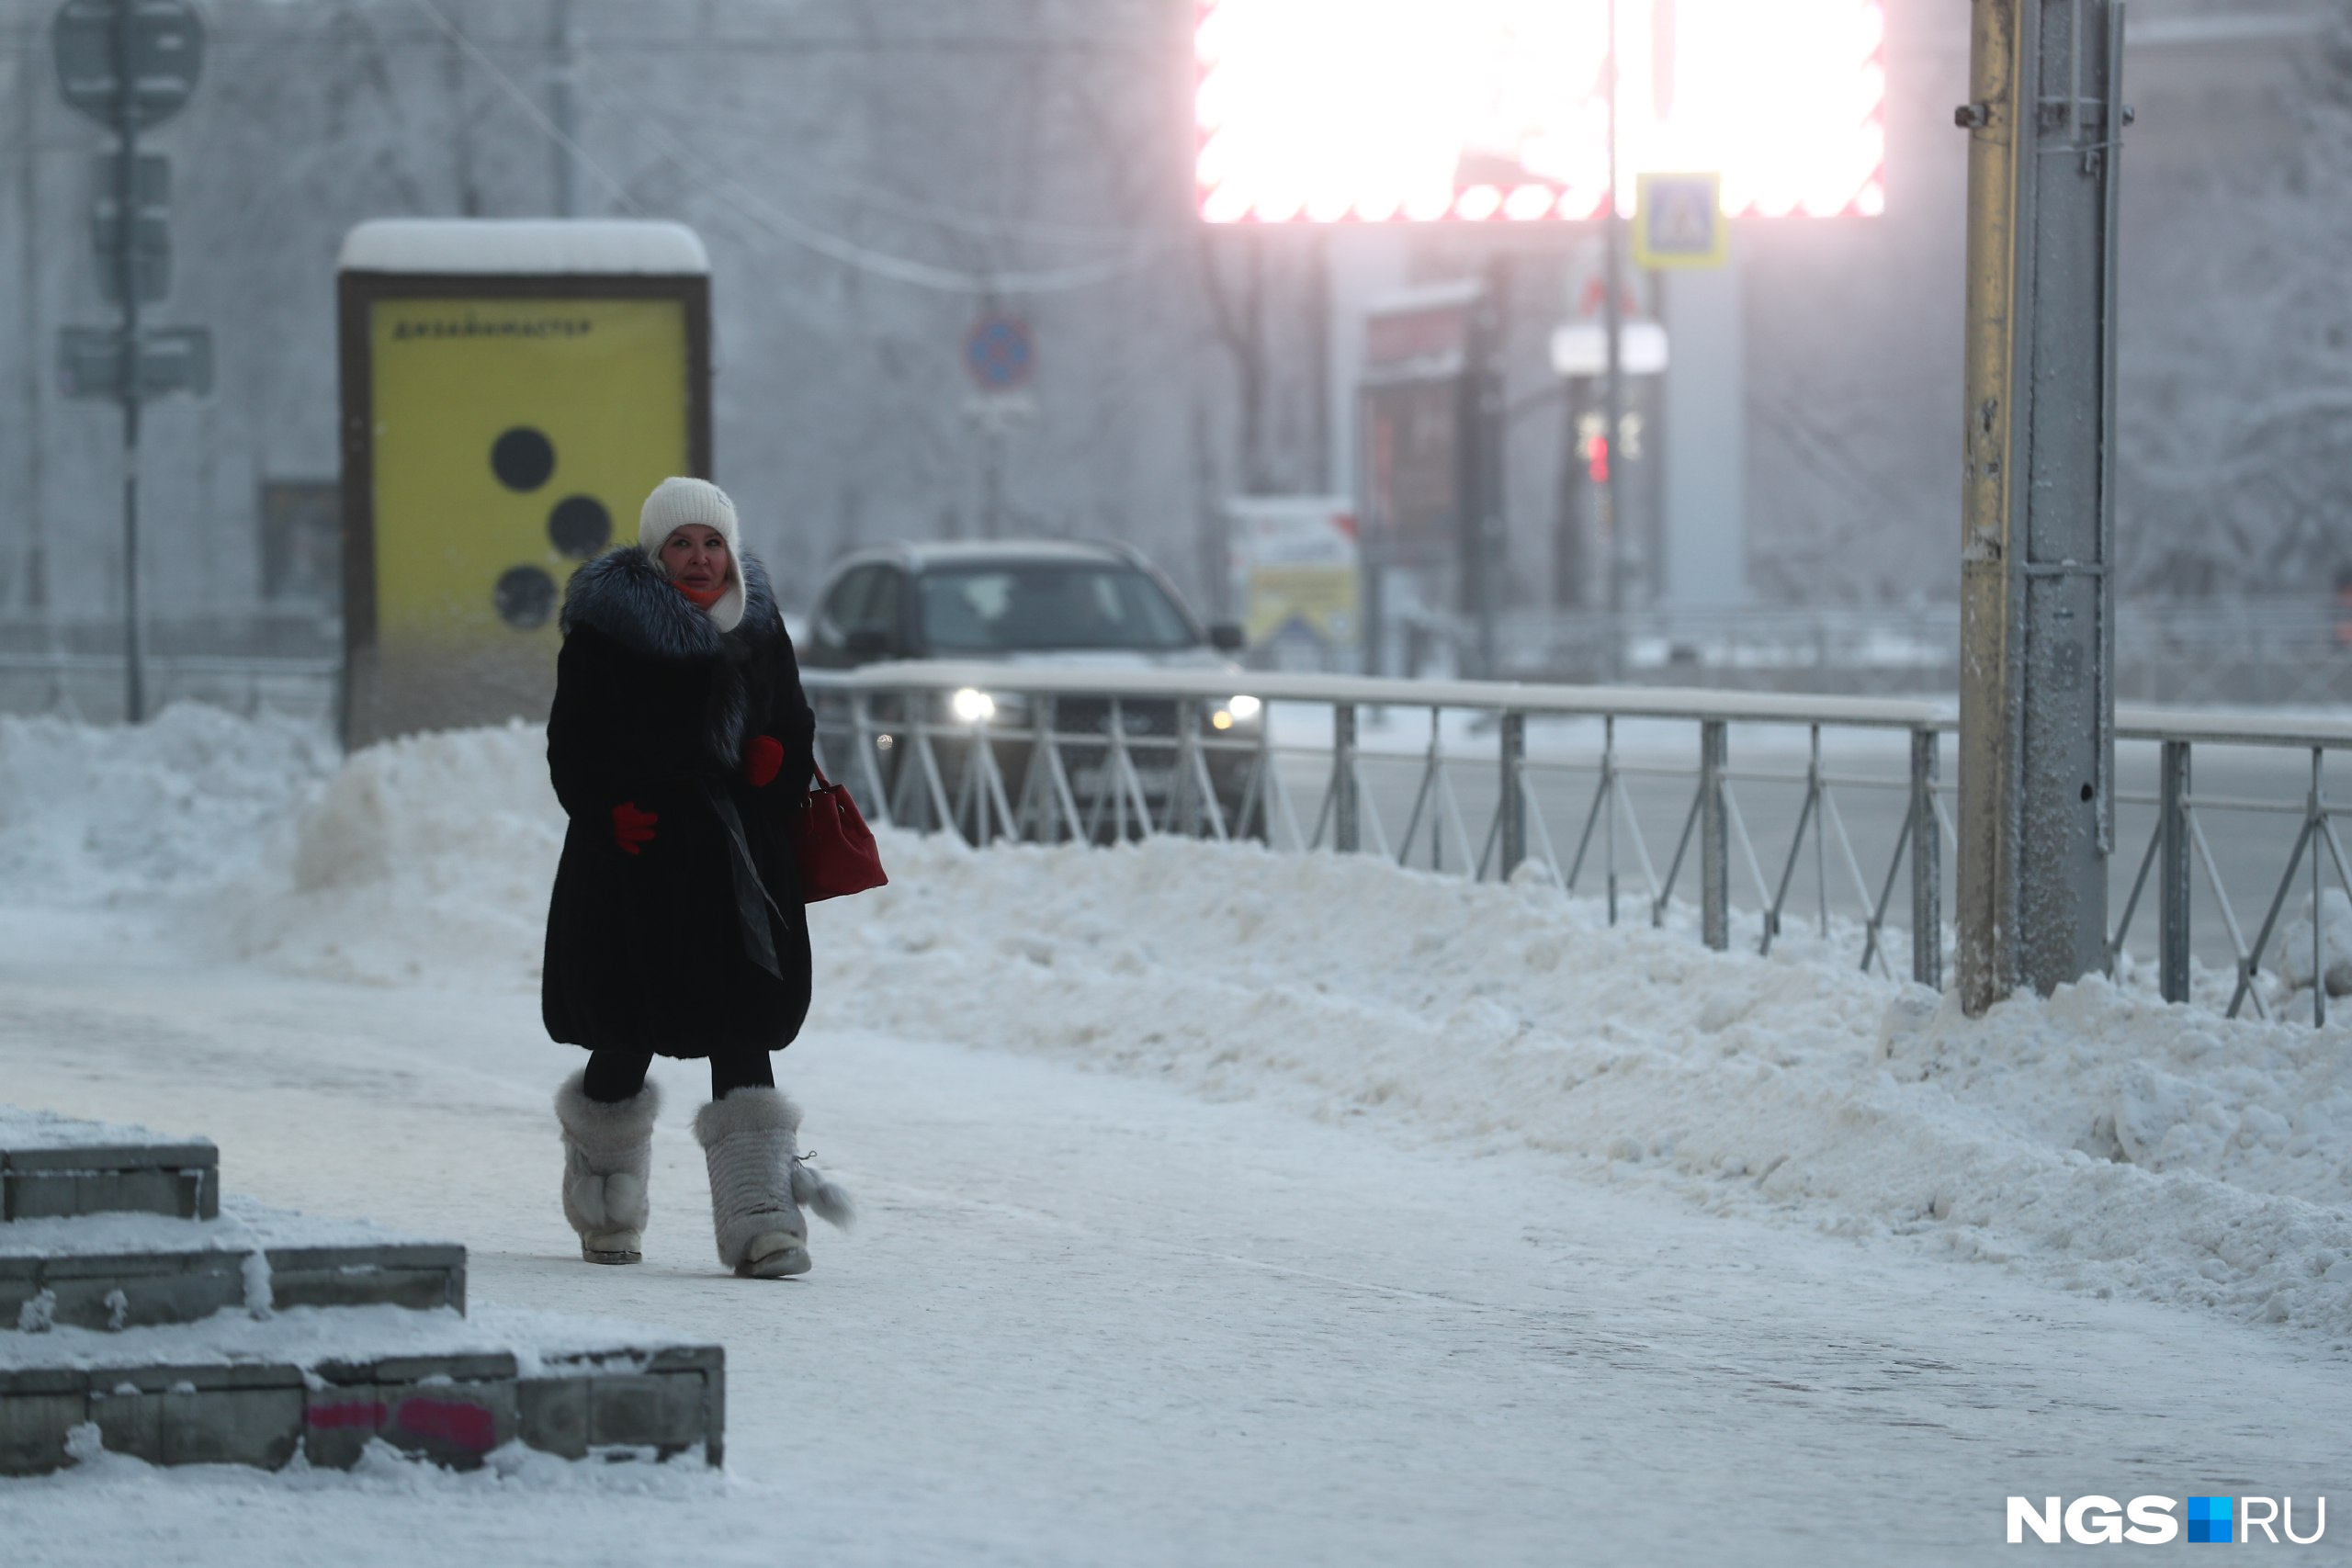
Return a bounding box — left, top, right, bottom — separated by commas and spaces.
916, 563, 1197, 653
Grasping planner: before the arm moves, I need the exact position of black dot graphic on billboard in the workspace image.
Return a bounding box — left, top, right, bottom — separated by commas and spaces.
491, 427, 556, 491
547, 495, 611, 559
495, 565, 558, 629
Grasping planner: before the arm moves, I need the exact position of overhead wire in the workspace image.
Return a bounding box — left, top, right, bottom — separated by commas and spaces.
625, 111, 1173, 298
401, 0, 645, 216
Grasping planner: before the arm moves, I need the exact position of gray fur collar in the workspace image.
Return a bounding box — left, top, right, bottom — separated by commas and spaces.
560, 547, 779, 661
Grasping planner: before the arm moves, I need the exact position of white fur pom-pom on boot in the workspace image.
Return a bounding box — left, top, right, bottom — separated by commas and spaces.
555, 1070, 662, 1265
692, 1088, 854, 1280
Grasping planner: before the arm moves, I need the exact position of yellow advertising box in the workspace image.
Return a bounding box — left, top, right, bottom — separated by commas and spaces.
1226, 497, 1361, 668
336, 220, 711, 746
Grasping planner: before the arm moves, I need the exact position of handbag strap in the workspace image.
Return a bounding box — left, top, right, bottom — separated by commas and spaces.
809, 761, 834, 793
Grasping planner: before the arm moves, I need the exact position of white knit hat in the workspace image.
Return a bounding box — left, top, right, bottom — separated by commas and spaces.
639, 477, 744, 632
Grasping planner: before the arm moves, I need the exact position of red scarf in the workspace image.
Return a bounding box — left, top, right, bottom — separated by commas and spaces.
672, 577, 726, 611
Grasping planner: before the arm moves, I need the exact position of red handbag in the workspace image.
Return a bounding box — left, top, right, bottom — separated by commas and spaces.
792, 763, 888, 901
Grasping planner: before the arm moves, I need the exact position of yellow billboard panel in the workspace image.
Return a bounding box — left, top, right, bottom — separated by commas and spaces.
372, 295, 686, 644
340, 264, 707, 745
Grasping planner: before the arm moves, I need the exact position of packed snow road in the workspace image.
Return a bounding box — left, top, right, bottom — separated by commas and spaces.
1, 709, 2347, 1564
0, 937, 2343, 1566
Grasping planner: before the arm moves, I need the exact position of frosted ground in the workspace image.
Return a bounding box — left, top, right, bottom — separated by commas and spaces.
0, 706, 2346, 1566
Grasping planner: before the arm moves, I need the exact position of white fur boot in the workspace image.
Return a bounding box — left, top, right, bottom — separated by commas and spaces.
692, 1088, 854, 1280
555, 1070, 661, 1265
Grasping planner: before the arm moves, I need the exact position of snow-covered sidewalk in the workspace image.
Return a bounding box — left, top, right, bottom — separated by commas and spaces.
1, 708, 2347, 1564
1, 959, 2344, 1567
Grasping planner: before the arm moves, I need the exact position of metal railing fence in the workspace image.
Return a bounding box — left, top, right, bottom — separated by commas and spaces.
808, 662, 2352, 1027
0, 651, 339, 724
6, 649, 2345, 1026
1462, 599, 2352, 704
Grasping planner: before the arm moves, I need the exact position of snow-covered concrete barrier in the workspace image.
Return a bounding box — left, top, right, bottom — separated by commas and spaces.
0, 1107, 218, 1223
0, 1104, 722, 1477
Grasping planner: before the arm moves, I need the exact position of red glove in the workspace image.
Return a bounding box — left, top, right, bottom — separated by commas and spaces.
610, 801, 658, 855
743, 734, 785, 789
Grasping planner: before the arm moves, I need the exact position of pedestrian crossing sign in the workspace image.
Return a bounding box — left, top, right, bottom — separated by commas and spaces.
1633, 173, 1729, 270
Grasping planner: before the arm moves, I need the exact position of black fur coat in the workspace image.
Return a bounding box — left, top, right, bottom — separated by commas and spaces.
540, 547, 817, 1059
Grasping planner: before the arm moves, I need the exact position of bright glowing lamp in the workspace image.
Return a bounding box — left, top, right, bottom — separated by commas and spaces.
1194, 0, 1887, 223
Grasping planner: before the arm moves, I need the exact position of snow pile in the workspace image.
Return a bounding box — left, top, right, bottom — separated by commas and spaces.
223, 721, 565, 986
0, 705, 334, 905
824, 831, 2352, 1337
0, 1104, 202, 1152
16, 715, 2352, 1338
2277, 888, 2352, 997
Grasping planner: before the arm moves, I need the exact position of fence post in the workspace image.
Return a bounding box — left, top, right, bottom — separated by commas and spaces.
2312, 748, 2326, 1029
1333, 702, 1359, 854
1911, 728, 1942, 990
1498, 709, 1525, 879
1172, 698, 1199, 838
2159, 739, 2190, 1005
1701, 719, 1727, 951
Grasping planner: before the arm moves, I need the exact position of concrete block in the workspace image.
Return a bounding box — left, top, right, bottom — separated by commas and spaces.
4, 1343, 723, 1475
1, 1134, 218, 1223
267, 1242, 465, 1314
0, 1365, 85, 1395
640, 1347, 725, 1467
2, 1241, 465, 1333
301, 1386, 389, 1470
162, 1382, 303, 1469
357, 1351, 516, 1386
586, 1372, 704, 1452
85, 1382, 164, 1463
516, 1377, 589, 1460
0, 1387, 85, 1475
2, 1142, 215, 1175
29, 1254, 243, 1331
379, 1380, 518, 1468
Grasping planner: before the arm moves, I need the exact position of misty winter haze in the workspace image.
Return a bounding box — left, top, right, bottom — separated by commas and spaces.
4, 3, 2352, 1565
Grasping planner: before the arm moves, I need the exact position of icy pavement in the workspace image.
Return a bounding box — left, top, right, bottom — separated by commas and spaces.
0, 955, 2345, 1567
0, 709, 2347, 1564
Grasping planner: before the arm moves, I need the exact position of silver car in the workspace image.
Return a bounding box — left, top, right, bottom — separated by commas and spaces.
802, 539, 1262, 838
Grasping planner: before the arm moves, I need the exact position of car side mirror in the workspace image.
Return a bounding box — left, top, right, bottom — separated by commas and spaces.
845, 628, 894, 660
1207, 621, 1246, 653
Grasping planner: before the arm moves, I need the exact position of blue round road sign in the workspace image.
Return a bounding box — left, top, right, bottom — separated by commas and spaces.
965, 315, 1033, 391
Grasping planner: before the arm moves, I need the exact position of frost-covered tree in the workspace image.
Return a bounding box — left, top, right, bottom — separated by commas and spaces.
2117, 2, 2352, 597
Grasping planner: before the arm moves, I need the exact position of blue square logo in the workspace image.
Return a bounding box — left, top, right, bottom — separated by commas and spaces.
2187, 1495, 2234, 1544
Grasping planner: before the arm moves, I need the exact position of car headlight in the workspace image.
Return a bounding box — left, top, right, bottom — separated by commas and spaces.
946, 688, 1029, 726
1209, 694, 1262, 731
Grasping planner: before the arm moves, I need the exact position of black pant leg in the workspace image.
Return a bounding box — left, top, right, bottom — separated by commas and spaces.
709, 1052, 775, 1101
581, 1048, 654, 1103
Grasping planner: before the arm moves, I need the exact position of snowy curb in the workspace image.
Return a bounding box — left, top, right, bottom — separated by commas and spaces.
1, 1107, 218, 1224
0, 1304, 723, 1475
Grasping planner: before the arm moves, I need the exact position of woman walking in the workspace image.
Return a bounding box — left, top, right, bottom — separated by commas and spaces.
541, 476, 852, 1279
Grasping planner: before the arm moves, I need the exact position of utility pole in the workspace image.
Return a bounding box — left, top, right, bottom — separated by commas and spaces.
1955, 0, 2130, 1011
111, 0, 144, 723
51, 0, 209, 724
1601, 0, 1628, 682
1466, 256, 1509, 681
17, 44, 50, 630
